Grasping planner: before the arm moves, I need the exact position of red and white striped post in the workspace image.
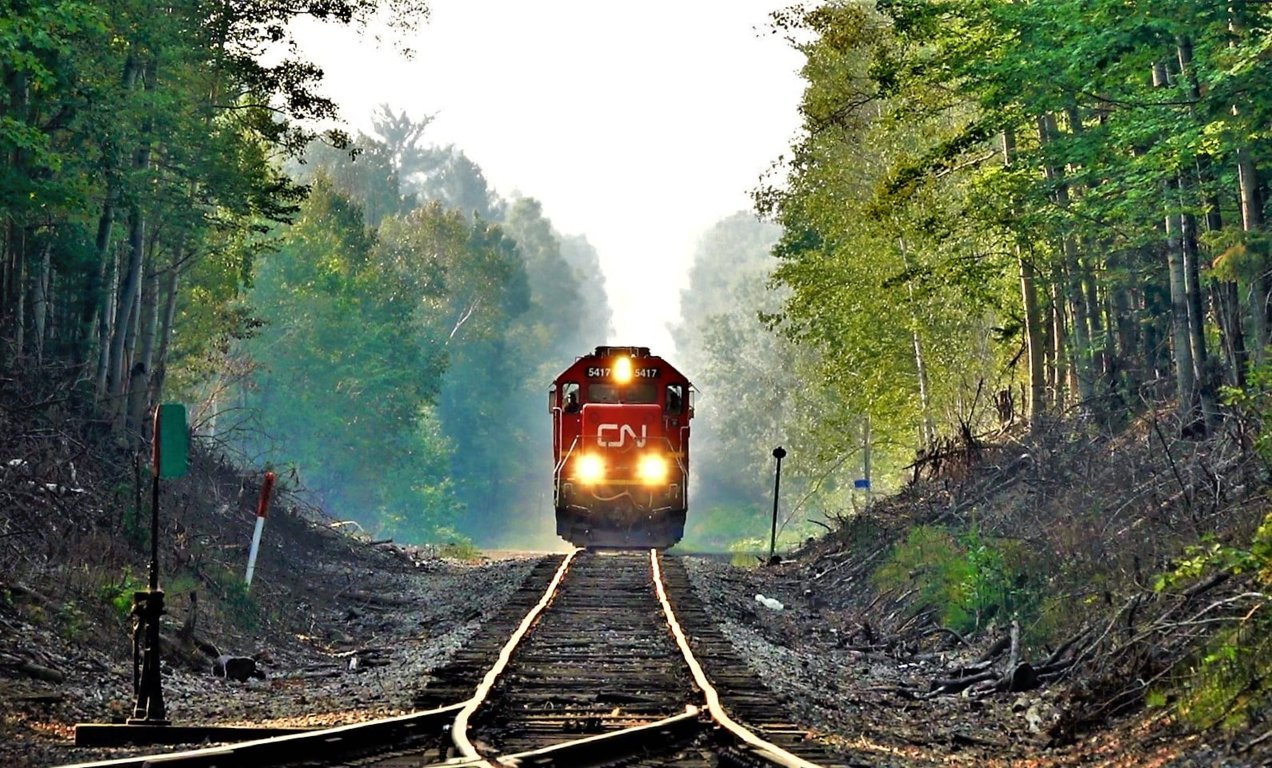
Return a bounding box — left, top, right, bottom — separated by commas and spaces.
244, 471, 276, 590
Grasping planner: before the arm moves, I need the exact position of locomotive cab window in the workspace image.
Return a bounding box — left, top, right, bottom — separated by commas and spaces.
563, 382, 581, 413
666, 385, 684, 414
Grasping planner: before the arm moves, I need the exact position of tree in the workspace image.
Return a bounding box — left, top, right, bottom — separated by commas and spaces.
760, 0, 1272, 454
0, 0, 428, 444
241, 177, 461, 538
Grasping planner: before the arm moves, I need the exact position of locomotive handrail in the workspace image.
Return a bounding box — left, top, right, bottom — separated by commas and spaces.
553, 435, 581, 477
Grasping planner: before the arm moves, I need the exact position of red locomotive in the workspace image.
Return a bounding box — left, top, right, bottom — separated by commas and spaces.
549, 346, 694, 548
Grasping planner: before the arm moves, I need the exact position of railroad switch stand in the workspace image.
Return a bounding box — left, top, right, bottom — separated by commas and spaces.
128, 588, 169, 725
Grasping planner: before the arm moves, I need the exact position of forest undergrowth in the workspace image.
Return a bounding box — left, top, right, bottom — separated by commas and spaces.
0, 363, 436, 711
796, 393, 1272, 758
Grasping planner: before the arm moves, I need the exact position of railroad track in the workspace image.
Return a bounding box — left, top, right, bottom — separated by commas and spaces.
61, 551, 845, 768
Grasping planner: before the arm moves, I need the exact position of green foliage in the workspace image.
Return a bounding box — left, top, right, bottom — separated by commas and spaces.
98, 568, 146, 620
165, 572, 200, 598
680, 503, 810, 555
206, 567, 258, 630
243, 126, 614, 548
874, 524, 1035, 633
56, 601, 87, 642
1157, 513, 1272, 593
1154, 511, 1272, 732
682, 504, 765, 552
122, 505, 149, 551
672, 213, 871, 545
0, 0, 431, 403
435, 529, 480, 561
1175, 622, 1272, 732
240, 178, 465, 540
761, 0, 1272, 450
1221, 359, 1272, 466
1151, 512, 1272, 731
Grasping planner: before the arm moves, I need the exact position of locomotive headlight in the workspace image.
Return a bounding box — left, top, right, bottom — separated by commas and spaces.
576, 454, 605, 484
613, 356, 633, 384
637, 454, 669, 485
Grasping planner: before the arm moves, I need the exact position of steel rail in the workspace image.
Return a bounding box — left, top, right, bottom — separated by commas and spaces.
53, 703, 465, 768
450, 548, 579, 762
650, 550, 825, 768
58, 549, 827, 768
434, 707, 703, 767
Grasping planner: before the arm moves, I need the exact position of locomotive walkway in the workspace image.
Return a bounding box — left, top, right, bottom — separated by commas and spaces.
58, 551, 845, 768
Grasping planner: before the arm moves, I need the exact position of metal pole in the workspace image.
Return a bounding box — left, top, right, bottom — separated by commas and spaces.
863, 414, 872, 503
149, 470, 159, 591
769, 447, 786, 565
245, 471, 277, 590
130, 408, 168, 725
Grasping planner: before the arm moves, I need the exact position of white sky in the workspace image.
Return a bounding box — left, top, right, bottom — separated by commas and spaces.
293, 1, 805, 356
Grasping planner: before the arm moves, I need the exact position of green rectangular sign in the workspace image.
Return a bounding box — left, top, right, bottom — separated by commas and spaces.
155, 403, 189, 479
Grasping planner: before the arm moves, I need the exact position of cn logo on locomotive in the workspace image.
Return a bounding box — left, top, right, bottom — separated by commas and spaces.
597, 423, 647, 448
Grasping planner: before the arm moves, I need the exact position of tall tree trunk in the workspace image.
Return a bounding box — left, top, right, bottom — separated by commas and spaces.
3, 69, 29, 346
148, 257, 180, 409
1003, 128, 1046, 430
1038, 114, 1094, 405
1229, 9, 1269, 363
1152, 61, 1199, 427
2, 221, 13, 347
1049, 276, 1068, 407
13, 233, 26, 358
899, 238, 935, 445
1236, 148, 1268, 362
1020, 250, 1047, 428
32, 237, 51, 364
95, 250, 118, 399
1195, 152, 1246, 386
1164, 175, 1199, 425
1107, 248, 1139, 393
107, 204, 146, 417
1173, 37, 1220, 419
1139, 246, 1173, 383
82, 195, 116, 369
106, 55, 153, 431
1063, 106, 1110, 390
1177, 178, 1217, 425
127, 258, 159, 436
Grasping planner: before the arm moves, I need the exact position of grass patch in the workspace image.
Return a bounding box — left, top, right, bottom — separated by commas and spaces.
435, 527, 481, 560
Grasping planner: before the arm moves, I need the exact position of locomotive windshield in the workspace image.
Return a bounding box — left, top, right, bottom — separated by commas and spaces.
588, 383, 657, 404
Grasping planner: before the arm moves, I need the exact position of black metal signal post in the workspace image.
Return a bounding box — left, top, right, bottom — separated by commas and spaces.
768, 447, 786, 565
129, 408, 168, 724
128, 404, 187, 725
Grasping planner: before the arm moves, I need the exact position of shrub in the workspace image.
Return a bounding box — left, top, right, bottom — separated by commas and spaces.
1155, 512, 1272, 732
1221, 358, 1272, 466
874, 523, 1037, 634
206, 566, 258, 630
98, 568, 146, 620
436, 528, 480, 561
